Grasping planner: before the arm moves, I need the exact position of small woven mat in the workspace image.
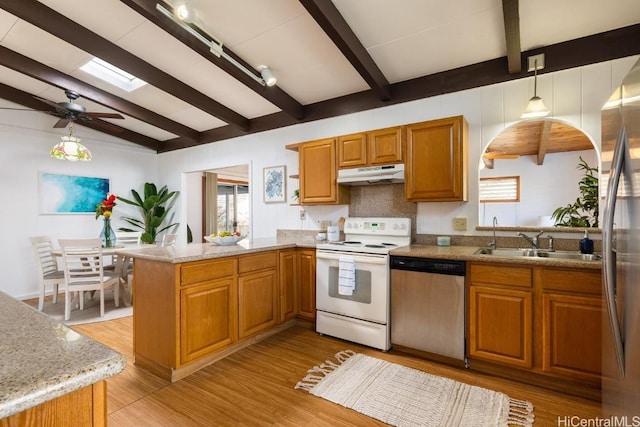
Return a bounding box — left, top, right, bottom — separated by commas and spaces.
296, 350, 534, 427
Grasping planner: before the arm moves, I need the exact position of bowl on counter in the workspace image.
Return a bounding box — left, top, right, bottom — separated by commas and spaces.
204, 235, 246, 246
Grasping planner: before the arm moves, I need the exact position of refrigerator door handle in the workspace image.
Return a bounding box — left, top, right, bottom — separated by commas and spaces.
603, 126, 627, 377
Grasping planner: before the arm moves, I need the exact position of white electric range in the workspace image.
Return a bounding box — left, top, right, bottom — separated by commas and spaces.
315, 217, 411, 350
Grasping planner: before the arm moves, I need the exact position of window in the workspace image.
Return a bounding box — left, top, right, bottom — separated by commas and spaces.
479, 176, 520, 203
80, 58, 147, 92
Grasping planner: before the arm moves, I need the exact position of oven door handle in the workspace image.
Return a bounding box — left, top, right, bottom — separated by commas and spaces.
316, 250, 388, 265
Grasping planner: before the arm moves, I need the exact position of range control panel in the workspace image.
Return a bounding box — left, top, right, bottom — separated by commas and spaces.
344, 217, 411, 236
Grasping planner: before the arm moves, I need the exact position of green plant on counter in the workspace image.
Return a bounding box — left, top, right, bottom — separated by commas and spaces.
117, 182, 179, 244
551, 156, 599, 228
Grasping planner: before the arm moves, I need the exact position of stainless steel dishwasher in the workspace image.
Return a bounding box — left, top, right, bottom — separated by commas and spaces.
390, 256, 466, 363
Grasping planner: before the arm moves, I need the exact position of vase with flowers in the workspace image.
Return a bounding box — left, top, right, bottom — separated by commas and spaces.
96, 193, 117, 247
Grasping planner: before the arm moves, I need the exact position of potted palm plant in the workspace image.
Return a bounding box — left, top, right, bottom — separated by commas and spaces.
551, 157, 599, 228
117, 183, 179, 244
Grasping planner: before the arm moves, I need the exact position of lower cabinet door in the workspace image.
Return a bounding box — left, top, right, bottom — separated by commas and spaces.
469, 285, 533, 368
180, 278, 237, 364
542, 293, 604, 382
238, 269, 278, 338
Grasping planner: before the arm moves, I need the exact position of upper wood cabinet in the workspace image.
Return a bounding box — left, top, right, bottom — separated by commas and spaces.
298, 138, 350, 205
337, 126, 403, 169
405, 116, 468, 202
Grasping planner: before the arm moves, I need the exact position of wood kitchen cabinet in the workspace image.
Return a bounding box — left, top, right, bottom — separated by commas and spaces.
238, 251, 278, 339
405, 116, 468, 202
298, 138, 350, 205
337, 126, 403, 168
297, 248, 316, 320
279, 249, 297, 322
468, 261, 604, 395
541, 267, 605, 383
468, 263, 533, 368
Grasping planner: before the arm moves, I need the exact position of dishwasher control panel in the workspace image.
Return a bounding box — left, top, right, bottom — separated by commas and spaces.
390, 256, 466, 276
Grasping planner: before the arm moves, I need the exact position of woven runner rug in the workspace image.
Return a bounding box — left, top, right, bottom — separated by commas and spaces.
295, 350, 534, 427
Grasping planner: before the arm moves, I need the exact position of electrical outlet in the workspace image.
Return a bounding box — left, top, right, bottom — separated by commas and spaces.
299, 209, 306, 220
453, 217, 467, 231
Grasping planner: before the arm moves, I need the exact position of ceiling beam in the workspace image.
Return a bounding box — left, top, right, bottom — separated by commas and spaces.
537, 120, 551, 165
0, 0, 251, 131
162, 23, 640, 152
501, 0, 522, 74
0, 83, 161, 150
120, 0, 304, 120
299, 0, 391, 101
0, 46, 200, 142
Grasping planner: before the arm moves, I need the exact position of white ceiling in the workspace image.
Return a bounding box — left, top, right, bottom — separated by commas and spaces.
0, 0, 639, 151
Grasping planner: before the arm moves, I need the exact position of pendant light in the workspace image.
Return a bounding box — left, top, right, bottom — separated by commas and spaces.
521, 58, 550, 119
50, 124, 92, 161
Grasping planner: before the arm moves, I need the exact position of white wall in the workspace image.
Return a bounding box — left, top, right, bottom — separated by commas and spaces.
2, 55, 638, 299
0, 110, 157, 299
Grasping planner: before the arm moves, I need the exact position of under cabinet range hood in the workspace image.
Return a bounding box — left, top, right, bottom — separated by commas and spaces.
337, 163, 405, 185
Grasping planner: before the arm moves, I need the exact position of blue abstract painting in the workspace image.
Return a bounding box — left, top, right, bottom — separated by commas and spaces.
40, 173, 110, 214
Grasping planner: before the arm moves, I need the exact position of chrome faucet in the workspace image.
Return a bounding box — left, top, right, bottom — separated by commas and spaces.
489, 216, 498, 249
518, 231, 544, 249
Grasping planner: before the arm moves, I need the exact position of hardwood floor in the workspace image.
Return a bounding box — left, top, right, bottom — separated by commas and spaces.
66, 316, 602, 426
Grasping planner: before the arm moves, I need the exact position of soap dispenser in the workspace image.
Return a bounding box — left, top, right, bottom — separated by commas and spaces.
579, 229, 594, 254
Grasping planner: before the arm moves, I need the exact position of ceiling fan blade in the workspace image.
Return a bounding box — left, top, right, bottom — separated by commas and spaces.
53, 118, 70, 128
33, 96, 67, 112
85, 112, 125, 119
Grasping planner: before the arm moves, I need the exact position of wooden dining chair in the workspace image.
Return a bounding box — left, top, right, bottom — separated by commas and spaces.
112, 231, 142, 305
59, 238, 119, 321
30, 236, 65, 311
160, 233, 177, 247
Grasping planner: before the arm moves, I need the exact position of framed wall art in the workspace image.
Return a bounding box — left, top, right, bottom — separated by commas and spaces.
263, 165, 286, 203
39, 172, 110, 214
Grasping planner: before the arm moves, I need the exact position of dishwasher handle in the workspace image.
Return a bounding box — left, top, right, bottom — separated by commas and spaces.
390, 256, 466, 276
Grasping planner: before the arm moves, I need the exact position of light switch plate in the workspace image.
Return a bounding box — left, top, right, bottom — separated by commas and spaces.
299, 209, 306, 220
453, 217, 467, 231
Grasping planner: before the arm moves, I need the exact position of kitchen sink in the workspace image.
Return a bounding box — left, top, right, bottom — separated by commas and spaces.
474, 248, 601, 262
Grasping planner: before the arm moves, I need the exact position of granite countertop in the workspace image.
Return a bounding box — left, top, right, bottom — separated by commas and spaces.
0, 291, 126, 419
390, 244, 602, 270
117, 236, 318, 263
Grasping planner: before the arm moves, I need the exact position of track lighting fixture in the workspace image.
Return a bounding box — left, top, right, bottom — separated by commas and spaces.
156, 2, 276, 87
521, 56, 550, 119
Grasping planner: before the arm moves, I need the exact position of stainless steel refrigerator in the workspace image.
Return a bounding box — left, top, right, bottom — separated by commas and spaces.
601, 57, 640, 418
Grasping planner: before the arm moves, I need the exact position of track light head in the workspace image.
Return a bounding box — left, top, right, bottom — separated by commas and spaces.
173, 2, 194, 23
259, 66, 277, 87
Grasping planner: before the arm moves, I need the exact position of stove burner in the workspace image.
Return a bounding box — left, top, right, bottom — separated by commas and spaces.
343, 241, 362, 245
381, 242, 398, 247
364, 244, 385, 248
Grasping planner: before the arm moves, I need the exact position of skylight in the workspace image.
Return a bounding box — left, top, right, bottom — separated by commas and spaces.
80, 58, 147, 92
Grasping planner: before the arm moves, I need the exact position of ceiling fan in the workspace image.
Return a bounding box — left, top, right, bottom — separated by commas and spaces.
0, 89, 124, 131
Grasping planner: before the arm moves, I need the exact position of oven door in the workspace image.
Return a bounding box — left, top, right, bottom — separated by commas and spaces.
315, 249, 389, 324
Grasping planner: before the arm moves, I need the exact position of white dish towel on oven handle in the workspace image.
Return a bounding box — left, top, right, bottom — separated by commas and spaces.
338, 256, 356, 295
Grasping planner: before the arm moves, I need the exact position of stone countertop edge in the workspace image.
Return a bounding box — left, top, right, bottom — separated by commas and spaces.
117, 237, 318, 263
390, 244, 602, 270
0, 291, 126, 419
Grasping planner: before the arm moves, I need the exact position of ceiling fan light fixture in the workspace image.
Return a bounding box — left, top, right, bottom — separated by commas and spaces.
50, 126, 92, 161
259, 66, 277, 87
521, 57, 550, 119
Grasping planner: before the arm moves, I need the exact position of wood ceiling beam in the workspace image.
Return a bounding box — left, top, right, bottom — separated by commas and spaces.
120, 0, 304, 120
299, 0, 391, 101
537, 120, 552, 165
0, 46, 200, 142
163, 24, 640, 152
501, 0, 522, 74
0, 83, 161, 150
0, 0, 250, 131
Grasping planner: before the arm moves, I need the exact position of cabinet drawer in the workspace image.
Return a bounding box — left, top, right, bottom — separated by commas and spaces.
469, 263, 532, 288
238, 251, 277, 274
541, 268, 602, 294
181, 258, 237, 286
